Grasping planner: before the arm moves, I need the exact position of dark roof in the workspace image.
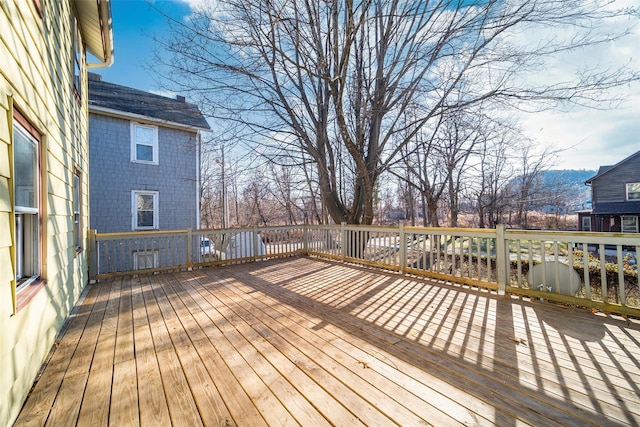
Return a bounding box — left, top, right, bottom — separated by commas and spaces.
88, 74, 210, 130
591, 201, 640, 215
585, 151, 640, 184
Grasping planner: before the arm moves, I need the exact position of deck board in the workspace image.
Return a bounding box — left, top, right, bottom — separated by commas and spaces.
211, 272, 440, 425
223, 272, 486, 425
14, 256, 640, 426
14, 281, 106, 427
147, 276, 205, 427
130, 278, 172, 427
75, 279, 121, 427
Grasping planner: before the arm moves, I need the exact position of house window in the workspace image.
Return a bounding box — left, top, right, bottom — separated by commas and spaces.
72, 16, 83, 99
622, 216, 638, 233
132, 191, 159, 230
581, 217, 591, 232
131, 123, 158, 164
73, 170, 82, 252
13, 117, 41, 287
133, 251, 158, 270
33, 0, 43, 18
626, 183, 640, 201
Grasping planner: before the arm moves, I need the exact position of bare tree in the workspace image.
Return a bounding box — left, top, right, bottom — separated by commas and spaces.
395, 124, 447, 227
511, 144, 556, 228
268, 164, 299, 225
241, 172, 272, 226
154, 0, 639, 229
469, 129, 516, 228
199, 161, 219, 228
299, 148, 325, 224
435, 110, 484, 227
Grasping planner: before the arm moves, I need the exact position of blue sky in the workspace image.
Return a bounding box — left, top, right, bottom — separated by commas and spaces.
95, 0, 640, 171
94, 0, 192, 91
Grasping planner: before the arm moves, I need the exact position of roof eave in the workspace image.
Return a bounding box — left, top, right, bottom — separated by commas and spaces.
587, 151, 640, 185
75, 0, 114, 68
89, 104, 211, 132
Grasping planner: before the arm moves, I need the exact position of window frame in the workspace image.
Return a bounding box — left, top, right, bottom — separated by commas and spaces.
73, 169, 82, 253
133, 250, 159, 270
12, 111, 43, 292
621, 216, 639, 233
130, 122, 159, 164
72, 15, 83, 100
132, 190, 159, 230
581, 216, 591, 232
626, 183, 640, 201
32, 0, 43, 19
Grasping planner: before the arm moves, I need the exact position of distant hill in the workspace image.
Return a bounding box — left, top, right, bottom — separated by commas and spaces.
541, 169, 596, 187
540, 169, 595, 211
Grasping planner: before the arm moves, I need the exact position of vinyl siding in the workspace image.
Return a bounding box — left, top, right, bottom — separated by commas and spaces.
591, 154, 640, 203
0, 1, 92, 425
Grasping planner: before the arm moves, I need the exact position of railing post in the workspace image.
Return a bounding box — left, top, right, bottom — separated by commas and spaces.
399, 223, 406, 274
253, 225, 259, 262
302, 225, 308, 254
88, 229, 97, 283
186, 227, 193, 270
341, 222, 347, 262
495, 224, 507, 295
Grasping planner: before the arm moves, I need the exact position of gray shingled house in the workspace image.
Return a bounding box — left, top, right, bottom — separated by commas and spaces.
579, 150, 640, 233
88, 73, 210, 235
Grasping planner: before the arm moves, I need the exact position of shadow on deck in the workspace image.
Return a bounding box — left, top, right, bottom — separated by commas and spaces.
14, 256, 640, 426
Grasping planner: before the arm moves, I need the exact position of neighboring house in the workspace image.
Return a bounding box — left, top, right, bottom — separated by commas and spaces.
0, 1, 113, 425
88, 74, 210, 236
579, 150, 640, 233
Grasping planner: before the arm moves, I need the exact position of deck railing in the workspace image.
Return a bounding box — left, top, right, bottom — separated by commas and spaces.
89, 224, 639, 317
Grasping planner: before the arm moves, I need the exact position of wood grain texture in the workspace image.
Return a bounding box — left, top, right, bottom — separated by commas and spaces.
14, 257, 640, 426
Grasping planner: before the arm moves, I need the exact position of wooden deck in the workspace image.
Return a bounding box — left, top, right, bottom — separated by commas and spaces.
14, 256, 640, 426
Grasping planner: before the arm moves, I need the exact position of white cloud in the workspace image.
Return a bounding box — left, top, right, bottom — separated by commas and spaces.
520, 97, 640, 170
172, 0, 214, 12
149, 89, 177, 99
512, 1, 640, 170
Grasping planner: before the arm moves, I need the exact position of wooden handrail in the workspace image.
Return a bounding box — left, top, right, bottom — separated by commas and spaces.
88, 224, 639, 317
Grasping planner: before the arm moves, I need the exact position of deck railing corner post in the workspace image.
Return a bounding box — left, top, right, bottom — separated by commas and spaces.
186, 226, 193, 270
88, 229, 97, 282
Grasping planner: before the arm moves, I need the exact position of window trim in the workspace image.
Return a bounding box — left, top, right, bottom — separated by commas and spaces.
130, 122, 159, 164
626, 183, 640, 201
12, 109, 44, 308
72, 15, 83, 101
133, 250, 159, 270
33, 0, 44, 19
73, 169, 83, 253
581, 216, 591, 232
621, 216, 639, 233
132, 190, 159, 230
